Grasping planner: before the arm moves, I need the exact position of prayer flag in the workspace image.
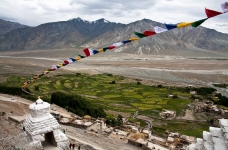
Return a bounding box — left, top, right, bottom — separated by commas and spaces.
56, 65, 61, 69
70, 58, 76, 62
177, 22, 193, 28
57, 62, 63, 67
165, 23, 177, 30
221, 2, 228, 13
75, 56, 81, 60
129, 38, 139, 41
122, 40, 131, 44
108, 45, 116, 49
98, 49, 103, 52
103, 47, 109, 52
63, 60, 69, 65
191, 18, 208, 27
134, 31, 156, 38
51, 65, 57, 70
83, 48, 99, 57
154, 26, 168, 33
205, 8, 223, 18
64, 59, 73, 65
143, 30, 156, 36
134, 31, 147, 38
78, 54, 86, 58
112, 42, 124, 47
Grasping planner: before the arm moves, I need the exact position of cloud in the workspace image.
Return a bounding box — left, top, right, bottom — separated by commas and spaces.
0, 0, 227, 33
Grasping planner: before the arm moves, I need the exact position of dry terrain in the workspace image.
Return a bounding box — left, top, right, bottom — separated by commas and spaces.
0, 49, 228, 94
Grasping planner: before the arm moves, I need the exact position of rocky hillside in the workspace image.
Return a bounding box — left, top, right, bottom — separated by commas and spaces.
0, 18, 228, 54
85, 19, 228, 54
0, 19, 28, 35
0, 18, 124, 51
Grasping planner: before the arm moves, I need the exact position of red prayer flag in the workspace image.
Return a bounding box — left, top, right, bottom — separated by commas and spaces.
108, 45, 116, 49
205, 8, 223, 18
143, 30, 156, 36
64, 60, 69, 65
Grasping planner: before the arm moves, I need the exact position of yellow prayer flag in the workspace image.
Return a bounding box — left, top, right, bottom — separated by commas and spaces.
57, 62, 63, 66
177, 22, 193, 28
98, 49, 103, 53
129, 38, 139, 41
75, 56, 81, 60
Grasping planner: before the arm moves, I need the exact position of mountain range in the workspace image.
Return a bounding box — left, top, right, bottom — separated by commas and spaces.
0, 19, 28, 35
0, 18, 228, 54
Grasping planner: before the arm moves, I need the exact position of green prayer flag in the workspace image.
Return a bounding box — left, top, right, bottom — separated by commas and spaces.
191, 18, 208, 28
103, 47, 109, 52
134, 31, 147, 38
78, 54, 86, 58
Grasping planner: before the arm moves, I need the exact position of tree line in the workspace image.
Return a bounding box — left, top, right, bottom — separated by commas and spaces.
51, 91, 106, 118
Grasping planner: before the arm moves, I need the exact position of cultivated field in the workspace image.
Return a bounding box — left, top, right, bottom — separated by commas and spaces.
1, 48, 228, 138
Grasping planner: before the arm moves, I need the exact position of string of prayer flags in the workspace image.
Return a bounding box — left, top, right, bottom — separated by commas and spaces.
22, 2, 228, 95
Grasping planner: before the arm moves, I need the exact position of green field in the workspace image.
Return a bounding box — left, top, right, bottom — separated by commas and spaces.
1, 73, 210, 138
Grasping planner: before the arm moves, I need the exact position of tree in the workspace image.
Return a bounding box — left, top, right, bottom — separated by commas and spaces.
35, 86, 39, 91
51, 91, 106, 118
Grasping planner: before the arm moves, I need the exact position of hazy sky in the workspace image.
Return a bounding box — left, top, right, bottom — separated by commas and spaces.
0, 0, 227, 33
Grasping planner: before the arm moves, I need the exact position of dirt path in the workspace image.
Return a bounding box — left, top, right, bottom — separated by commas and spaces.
61, 124, 143, 150
0, 93, 33, 105
177, 109, 195, 120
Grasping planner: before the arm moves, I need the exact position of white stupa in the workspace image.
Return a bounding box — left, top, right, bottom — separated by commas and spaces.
23, 97, 69, 150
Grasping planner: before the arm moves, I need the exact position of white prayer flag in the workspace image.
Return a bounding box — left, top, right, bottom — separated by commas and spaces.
112, 42, 124, 47
221, 2, 228, 13
154, 26, 168, 33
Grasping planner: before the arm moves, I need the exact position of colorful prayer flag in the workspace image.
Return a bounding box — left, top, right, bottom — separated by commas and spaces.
112, 42, 124, 47
78, 54, 86, 58
177, 22, 193, 28
165, 23, 177, 30
102, 47, 109, 52
83, 48, 99, 57
98, 49, 103, 52
129, 38, 139, 41
134, 31, 156, 38
221, 2, 228, 13
205, 8, 223, 18
122, 40, 131, 44
134, 31, 147, 38
154, 26, 168, 33
108, 46, 116, 49
191, 18, 208, 27
143, 30, 156, 36
70, 58, 76, 62
51, 65, 58, 70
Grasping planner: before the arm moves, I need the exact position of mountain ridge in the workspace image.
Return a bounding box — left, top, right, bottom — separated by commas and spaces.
0, 18, 227, 54
0, 19, 28, 35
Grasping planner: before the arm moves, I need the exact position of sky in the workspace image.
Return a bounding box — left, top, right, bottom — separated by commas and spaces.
0, 0, 227, 33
